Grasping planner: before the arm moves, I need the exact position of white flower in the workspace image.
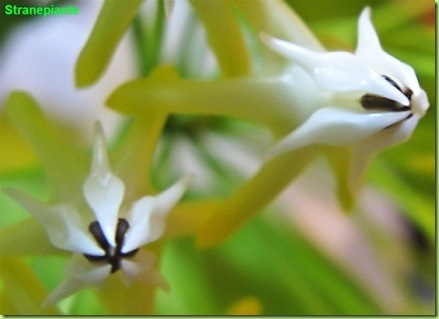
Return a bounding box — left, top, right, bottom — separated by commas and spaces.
262, 7, 429, 186
5, 124, 192, 306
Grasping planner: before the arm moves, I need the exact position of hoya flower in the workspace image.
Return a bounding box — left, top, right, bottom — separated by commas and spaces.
4, 121, 191, 306
261, 7, 428, 163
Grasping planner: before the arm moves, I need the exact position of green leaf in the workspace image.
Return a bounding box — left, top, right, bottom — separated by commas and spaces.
196, 146, 320, 247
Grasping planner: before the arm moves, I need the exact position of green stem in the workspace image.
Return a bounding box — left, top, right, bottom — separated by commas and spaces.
197, 145, 320, 247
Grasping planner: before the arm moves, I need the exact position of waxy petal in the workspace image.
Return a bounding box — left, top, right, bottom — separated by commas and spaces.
4, 189, 103, 256
121, 197, 154, 253
350, 114, 420, 190
44, 254, 111, 307
262, 34, 409, 106
356, 7, 424, 110
120, 250, 169, 290
83, 124, 125, 247
122, 176, 192, 253
266, 107, 412, 160
356, 7, 381, 52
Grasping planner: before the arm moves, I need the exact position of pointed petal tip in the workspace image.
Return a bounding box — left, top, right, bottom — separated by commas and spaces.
122, 174, 194, 252
361, 6, 371, 18
260, 32, 308, 62
90, 121, 111, 174
356, 6, 381, 53
84, 124, 125, 247
155, 174, 194, 212
263, 107, 413, 161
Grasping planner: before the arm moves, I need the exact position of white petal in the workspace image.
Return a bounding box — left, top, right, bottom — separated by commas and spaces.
356, 7, 381, 52
3, 190, 103, 256
122, 175, 192, 253
262, 33, 409, 106
356, 7, 427, 112
266, 107, 412, 160
83, 123, 125, 247
121, 250, 169, 290
121, 196, 155, 253
48, 205, 105, 255
43, 254, 111, 307
349, 114, 419, 189
411, 89, 429, 117
119, 250, 156, 285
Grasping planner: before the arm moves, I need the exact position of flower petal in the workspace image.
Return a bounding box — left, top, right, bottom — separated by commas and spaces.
83, 124, 125, 247
120, 250, 169, 290
355, 7, 426, 112
261, 33, 409, 106
122, 176, 192, 253
350, 114, 420, 190
4, 189, 103, 256
266, 107, 412, 160
44, 254, 111, 307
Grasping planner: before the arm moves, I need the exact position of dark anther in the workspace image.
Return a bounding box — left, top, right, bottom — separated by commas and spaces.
404, 88, 413, 101
89, 221, 111, 253
382, 75, 403, 92
83, 253, 107, 263
361, 75, 412, 112
361, 94, 410, 112
115, 218, 129, 247
382, 74, 413, 102
83, 218, 139, 274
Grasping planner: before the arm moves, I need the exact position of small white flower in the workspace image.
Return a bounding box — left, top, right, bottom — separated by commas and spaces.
6, 124, 192, 306
262, 7, 429, 178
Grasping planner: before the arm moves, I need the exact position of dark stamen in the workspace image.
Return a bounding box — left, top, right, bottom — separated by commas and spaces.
382, 75, 403, 93
383, 74, 413, 103
361, 94, 410, 112
89, 221, 111, 253
360, 75, 412, 112
83, 218, 139, 274
115, 218, 129, 247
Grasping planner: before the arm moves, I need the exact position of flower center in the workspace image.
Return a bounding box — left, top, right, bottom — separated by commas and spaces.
83, 218, 139, 273
361, 75, 413, 113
